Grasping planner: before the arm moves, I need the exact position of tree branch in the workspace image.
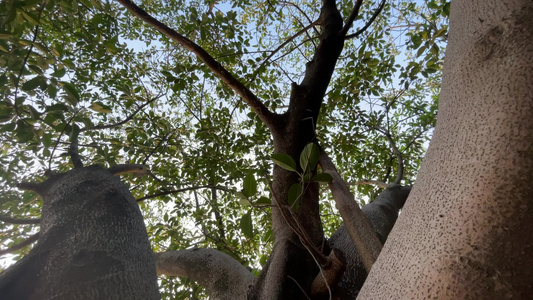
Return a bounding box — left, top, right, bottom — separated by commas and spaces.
0, 232, 40, 256
116, 0, 279, 129
374, 126, 404, 186
136, 185, 230, 202
108, 164, 149, 176
319, 149, 382, 272
154, 249, 254, 299
81, 95, 160, 132
352, 179, 388, 189
249, 21, 318, 84
345, 0, 386, 40
310, 248, 346, 299
340, 0, 364, 36
68, 124, 83, 169
0, 215, 41, 225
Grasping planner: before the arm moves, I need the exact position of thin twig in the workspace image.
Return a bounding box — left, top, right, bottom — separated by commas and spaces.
48, 110, 79, 170
352, 179, 388, 189
345, 0, 386, 40
13, 3, 46, 120
287, 275, 312, 300
372, 126, 403, 185
248, 21, 318, 84
136, 185, 230, 202
80, 96, 160, 132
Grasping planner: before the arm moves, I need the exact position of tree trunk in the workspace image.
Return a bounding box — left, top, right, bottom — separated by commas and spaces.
0, 165, 160, 299
359, 1, 533, 298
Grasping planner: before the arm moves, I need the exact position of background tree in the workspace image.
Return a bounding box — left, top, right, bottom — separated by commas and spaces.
0, 0, 465, 298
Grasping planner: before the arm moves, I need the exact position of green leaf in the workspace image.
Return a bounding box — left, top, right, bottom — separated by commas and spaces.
256, 196, 270, 205
15, 121, 34, 142
271, 153, 297, 172
242, 172, 257, 197
42, 133, 52, 147
240, 211, 254, 238
61, 82, 80, 105
288, 183, 302, 207
299, 143, 319, 172
236, 192, 250, 206
89, 102, 112, 113
0, 122, 16, 133
311, 173, 333, 184
20, 10, 40, 25
21, 76, 43, 91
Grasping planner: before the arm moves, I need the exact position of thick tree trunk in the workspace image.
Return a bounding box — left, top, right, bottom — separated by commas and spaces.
359, 1, 533, 298
0, 165, 160, 299
249, 1, 346, 299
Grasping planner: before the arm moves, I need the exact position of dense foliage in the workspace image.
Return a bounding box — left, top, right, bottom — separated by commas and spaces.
0, 0, 448, 297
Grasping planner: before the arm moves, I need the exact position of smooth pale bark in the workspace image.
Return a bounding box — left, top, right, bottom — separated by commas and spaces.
359, 1, 533, 298
154, 249, 254, 300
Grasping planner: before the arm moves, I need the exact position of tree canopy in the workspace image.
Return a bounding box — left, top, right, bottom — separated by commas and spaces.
0, 0, 449, 298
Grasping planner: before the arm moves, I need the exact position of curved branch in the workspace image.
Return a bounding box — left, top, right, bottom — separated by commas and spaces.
81, 96, 160, 132
340, 0, 364, 36
17, 182, 43, 194
0, 232, 40, 256
108, 164, 148, 175
374, 126, 404, 186
136, 185, 230, 202
154, 249, 254, 299
0, 215, 41, 225
345, 0, 386, 40
116, 0, 278, 129
352, 179, 388, 189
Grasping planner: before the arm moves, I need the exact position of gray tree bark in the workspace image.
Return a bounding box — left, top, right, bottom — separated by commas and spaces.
359, 1, 533, 298
0, 165, 160, 299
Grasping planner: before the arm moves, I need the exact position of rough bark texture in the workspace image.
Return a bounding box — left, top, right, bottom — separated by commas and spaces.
359, 1, 533, 298
249, 1, 347, 298
154, 249, 254, 299
330, 185, 411, 299
0, 165, 160, 299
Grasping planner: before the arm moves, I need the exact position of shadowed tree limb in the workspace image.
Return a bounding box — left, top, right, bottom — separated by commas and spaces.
0, 232, 40, 256
319, 149, 382, 272
0, 215, 40, 225
116, 0, 279, 130
154, 249, 254, 300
